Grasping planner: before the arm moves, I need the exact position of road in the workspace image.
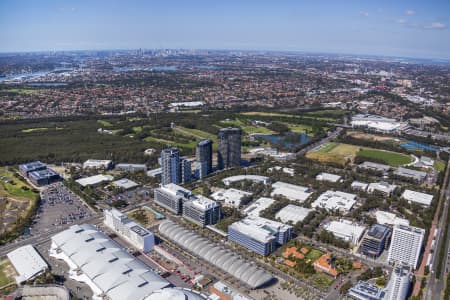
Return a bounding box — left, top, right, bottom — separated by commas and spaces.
0, 200, 153, 257
424, 160, 450, 300
296, 127, 343, 156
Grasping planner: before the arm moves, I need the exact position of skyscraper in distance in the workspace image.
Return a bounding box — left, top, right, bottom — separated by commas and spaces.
196, 139, 213, 178
161, 147, 181, 185
217, 127, 241, 170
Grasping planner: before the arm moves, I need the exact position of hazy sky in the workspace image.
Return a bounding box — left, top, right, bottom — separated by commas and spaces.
1, 0, 450, 59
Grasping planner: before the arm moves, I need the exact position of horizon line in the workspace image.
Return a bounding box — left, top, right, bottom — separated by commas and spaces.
1, 47, 450, 63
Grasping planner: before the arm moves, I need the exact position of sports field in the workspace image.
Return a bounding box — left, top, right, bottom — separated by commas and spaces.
356, 149, 413, 166
306, 142, 360, 165
307, 142, 413, 166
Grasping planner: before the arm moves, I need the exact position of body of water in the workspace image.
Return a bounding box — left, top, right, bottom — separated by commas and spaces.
400, 141, 440, 152
253, 133, 310, 149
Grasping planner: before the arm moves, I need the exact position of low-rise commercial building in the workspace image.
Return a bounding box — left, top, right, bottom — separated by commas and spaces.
112, 178, 139, 190
75, 174, 114, 187
315, 172, 342, 183
19, 161, 47, 177
311, 190, 357, 212
243, 197, 275, 217
28, 168, 60, 186
323, 220, 366, 245
210, 188, 252, 208
367, 182, 397, 197
82, 159, 113, 170
394, 167, 427, 182
222, 175, 270, 186
270, 181, 312, 203
275, 205, 312, 224
358, 162, 391, 173
351, 181, 368, 191
228, 216, 293, 256
401, 189, 433, 206
374, 211, 409, 227
115, 163, 147, 173
104, 208, 155, 252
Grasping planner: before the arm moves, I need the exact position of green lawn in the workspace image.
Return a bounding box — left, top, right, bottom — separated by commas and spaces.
357, 149, 413, 166
312, 273, 335, 289
305, 249, 324, 262
97, 120, 113, 127
220, 118, 275, 135
0, 167, 38, 200
288, 123, 314, 134
0, 260, 15, 287
434, 160, 446, 172
132, 126, 143, 133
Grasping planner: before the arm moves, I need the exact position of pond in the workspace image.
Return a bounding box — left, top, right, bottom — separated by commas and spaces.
253, 133, 310, 149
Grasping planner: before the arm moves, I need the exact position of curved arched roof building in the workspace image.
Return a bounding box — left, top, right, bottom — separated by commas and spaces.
159, 220, 275, 289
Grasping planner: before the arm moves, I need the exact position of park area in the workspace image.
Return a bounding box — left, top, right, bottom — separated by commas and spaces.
306, 142, 413, 166
0, 167, 39, 243
0, 258, 16, 289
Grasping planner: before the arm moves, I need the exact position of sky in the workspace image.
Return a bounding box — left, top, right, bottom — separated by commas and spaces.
1, 0, 450, 59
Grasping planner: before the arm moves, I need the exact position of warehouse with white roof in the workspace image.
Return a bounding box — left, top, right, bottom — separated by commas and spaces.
375, 211, 409, 227
222, 175, 270, 186
50, 224, 207, 300
401, 190, 434, 206
316, 172, 342, 183
275, 205, 313, 224
7, 244, 48, 284
270, 181, 313, 203
210, 188, 252, 208
76, 174, 113, 187
311, 190, 357, 212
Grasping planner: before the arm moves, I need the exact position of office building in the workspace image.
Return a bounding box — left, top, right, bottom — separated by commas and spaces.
210, 188, 252, 208
217, 127, 242, 169
28, 168, 60, 186
222, 175, 270, 186
19, 161, 46, 177
275, 205, 312, 224
374, 210, 409, 227
347, 281, 385, 300
228, 216, 293, 256
154, 183, 194, 214
367, 182, 397, 197
384, 264, 411, 300
161, 147, 181, 185
271, 181, 313, 203
76, 174, 114, 187
243, 197, 276, 217
182, 196, 220, 227
115, 163, 147, 173
394, 167, 427, 182
360, 224, 391, 258
387, 224, 425, 269
323, 220, 366, 245
82, 159, 113, 170
196, 139, 213, 178
401, 189, 433, 207
311, 190, 357, 212
181, 158, 192, 184
316, 172, 342, 183
104, 208, 155, 252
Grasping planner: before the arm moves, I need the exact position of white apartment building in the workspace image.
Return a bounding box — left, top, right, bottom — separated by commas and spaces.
387, 224, 425, 269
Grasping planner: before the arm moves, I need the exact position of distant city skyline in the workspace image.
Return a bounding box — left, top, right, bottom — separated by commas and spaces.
1, 0, 450, 59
